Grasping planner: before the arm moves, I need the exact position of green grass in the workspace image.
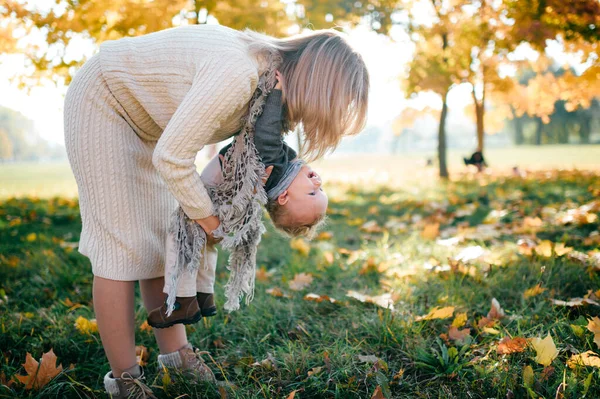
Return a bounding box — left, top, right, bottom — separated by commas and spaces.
1, 156, 600, 398
2, 145, 599, 199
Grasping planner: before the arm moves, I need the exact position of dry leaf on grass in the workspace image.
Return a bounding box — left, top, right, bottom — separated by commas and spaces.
304, 293, 338, 304
322, 251, 335, 265
523, 284, 547, 299
551, 298, 600, 307
290, 238, 311, 256
566, 351, 600, 368
452, 313, 468, 328
361, 220, 383, 233
487, 298, 505, 319
289, 273, 313, 291
139, 320, 153, 332
255, 266, 273, 282
73, 316, 98, 335
529, 334, 558, 366
371, 386, 385, 399
587, 316, 600, 349
135, 345, 149, 367
346, 291, 395, 310
266, 287, 290, 298
15, 350, 63, 390
478, 298, 505, 328
448, 326, 471, 342
421, 223, 440, 240
497, 337, 528, 355
415, 306, 455, 321
316, 231, 333, 240
286, 390, 298, 399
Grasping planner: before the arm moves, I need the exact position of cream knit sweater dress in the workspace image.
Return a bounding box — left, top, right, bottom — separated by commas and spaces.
64, 24, 266, 280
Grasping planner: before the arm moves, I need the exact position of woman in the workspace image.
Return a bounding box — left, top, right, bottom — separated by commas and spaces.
64, 23, 368, 398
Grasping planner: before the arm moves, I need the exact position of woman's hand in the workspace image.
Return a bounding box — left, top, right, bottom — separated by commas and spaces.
195, 215, 221, 245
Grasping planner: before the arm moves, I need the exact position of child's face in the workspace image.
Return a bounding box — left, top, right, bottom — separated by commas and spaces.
278, 165, 328, 226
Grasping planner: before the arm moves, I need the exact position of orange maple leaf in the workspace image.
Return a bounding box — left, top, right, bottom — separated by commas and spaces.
15, 349, 63, 390
497, 337, 528, 355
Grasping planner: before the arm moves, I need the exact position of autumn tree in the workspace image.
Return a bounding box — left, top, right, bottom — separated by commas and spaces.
2, 0, 292, 85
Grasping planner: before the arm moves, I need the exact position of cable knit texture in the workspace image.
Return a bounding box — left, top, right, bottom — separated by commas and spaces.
64, 24, 266, 280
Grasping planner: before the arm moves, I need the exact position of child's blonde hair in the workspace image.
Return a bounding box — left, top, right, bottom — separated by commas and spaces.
266, 199, 326, 239
241, 28, 370, 161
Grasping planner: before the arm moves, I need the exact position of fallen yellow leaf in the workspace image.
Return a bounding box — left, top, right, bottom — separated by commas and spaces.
139, 320, 153, 333
554, 243, 573, 256
135, 345, 149, 367
74, 316, 98, 335
523, 284, 547, 299
451, 312, 468, 328
567, 351, 600, 369
587, 316, 600, 349
529, 333, 558, 366
290, 238, 310, 256
534, 240, 553, 257
421, 223, 440, 240
316, 231, 333, 240
415, 306, 455, 321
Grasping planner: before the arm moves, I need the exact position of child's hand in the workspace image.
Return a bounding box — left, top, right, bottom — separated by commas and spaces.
275, 70, 283, 90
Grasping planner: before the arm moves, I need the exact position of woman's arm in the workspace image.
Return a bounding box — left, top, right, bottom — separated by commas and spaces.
152, 54, 258, 231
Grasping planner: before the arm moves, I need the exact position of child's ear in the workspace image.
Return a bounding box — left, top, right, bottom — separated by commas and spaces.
277, 191, 289, 206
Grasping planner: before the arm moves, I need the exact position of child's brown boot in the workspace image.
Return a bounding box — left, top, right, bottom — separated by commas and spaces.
147, 296, 201, 329
197, 292, 217, 317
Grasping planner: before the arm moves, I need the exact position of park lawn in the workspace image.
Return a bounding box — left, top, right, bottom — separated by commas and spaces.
2, 145, 600, 199
1, 169, 600, 398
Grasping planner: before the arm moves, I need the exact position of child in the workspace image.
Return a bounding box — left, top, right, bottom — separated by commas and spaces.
147, 82, 328, 329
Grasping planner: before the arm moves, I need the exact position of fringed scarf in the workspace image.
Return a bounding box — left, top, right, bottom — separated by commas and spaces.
165, 49, 283, 314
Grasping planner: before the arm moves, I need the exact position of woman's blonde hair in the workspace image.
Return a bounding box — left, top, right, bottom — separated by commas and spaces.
241, 28, 370, 160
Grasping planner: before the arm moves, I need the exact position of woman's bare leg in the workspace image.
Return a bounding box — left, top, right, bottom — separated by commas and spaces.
139, 276, 188, 354
93, 276, 137, 376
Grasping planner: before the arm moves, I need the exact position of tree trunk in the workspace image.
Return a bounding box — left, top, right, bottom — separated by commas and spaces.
510, 106, 524, 145
438, 91, 449, 179
472, 88, 485, 152
535, 118, 543, 145
580, 114, 591, 144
